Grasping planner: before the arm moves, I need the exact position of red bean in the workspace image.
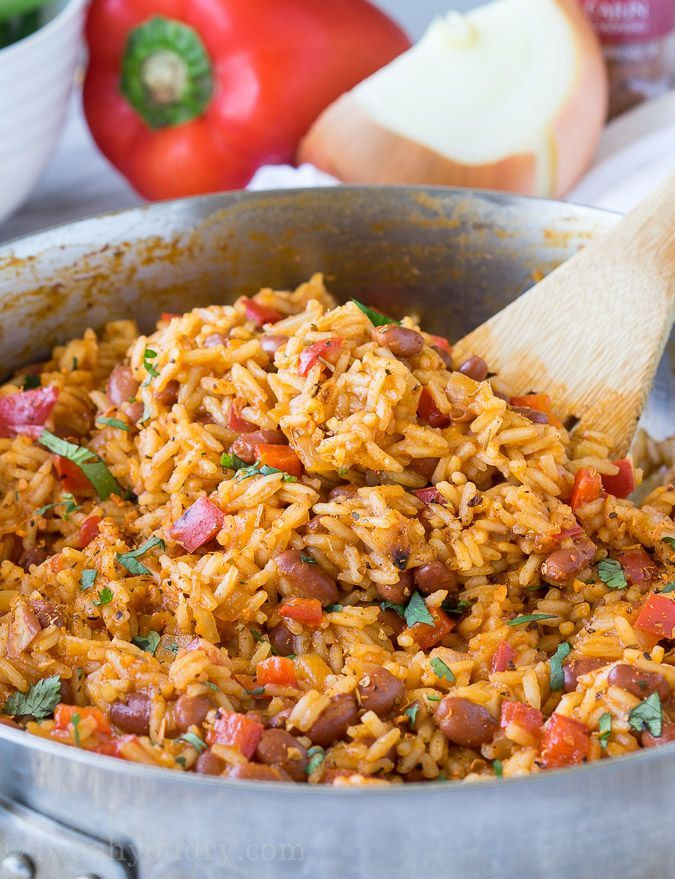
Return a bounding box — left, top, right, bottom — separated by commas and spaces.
372, 326, 424, 358
433, 346, 453, 370
203, 333, 228, 347
512, 406, 549, 424
563, 658, 609, 693
435, 697, 497, 749
18, 546, 49, 571
196, 749, 225, 775
376, 570, 413, 605
413, 561, 457, 595
155, 380, 180, 407
457, 356, 488, 382
357, 667, 405, 717
255, 728, 308, 781
542, 538, 596, 584
174, 695, 212, 733
380, 609, 406, 637
268, 624, 295, 657
267, 706, 293, 729
110, 692, 151, 735
230, 429, 286, 464
107, 365, 139, 406
122, 400, 145, 424
305, 516, 326, 534
642, 721, 675, 748
275, 549, 338, 606
607, 664, 670, 701
306, 694, 359, 747
327, 484, 360, 501
29, 599, 64, 629
260, 335, 288, 355
226, 762, 290, 782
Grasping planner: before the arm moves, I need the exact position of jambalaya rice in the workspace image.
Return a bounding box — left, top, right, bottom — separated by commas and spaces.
0, 275, 673, 784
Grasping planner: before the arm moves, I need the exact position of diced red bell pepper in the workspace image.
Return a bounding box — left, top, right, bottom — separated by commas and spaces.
0, 386, 59, 438
160, 312, 181, 322
279, 597, 323, 626
206, 711, 263, 758
94, 733, 136, 758
244, 299, 283, 328
417, 387, 451, 429
552, 524, 585, 542
403, 606, 454, 650
601, 459, 635, 499
570, 468, 603, 512
170, 496, 224, 552
228, 404, 257, 433
298, 338, 343, 376
54, 703, 111, 735
78, 515, 102, 548
541, 713, 590, 769
255, 444, 303, 478
634, 593, 675, 640
55, 456, 93, 495
412, 487, 445, 505
256, 656, 298, 687
491, 640, 516, 673
428, 334, 452, 353
510, 394, 563, 429
500, 700, 544, 736
618, 548, 657, 587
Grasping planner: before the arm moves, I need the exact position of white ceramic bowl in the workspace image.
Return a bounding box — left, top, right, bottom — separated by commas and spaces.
0, 0, 86, 224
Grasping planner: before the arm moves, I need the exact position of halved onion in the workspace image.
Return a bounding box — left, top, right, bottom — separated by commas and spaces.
298, 0, 608, 197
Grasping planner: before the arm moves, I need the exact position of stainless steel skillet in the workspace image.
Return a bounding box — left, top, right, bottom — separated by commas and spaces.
0, 186, 671, 879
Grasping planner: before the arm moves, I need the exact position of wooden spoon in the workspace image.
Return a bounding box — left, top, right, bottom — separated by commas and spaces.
453, 175, 675, 457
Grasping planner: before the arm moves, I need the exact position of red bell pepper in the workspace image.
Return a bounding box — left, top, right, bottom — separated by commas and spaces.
402, 606, 454, 650
570, 468, 603, 512
279, 597, 323, 626
255, 444, 303, 478
634, 594, 675, 640
491, 640, 516, 673
0, 386, 58, 438
500, 700, 544, 736
78, 515, 102, 549
83, 1, 409, 200
618, 548, 657, 587
256, 657, 298, 687
541, 713, 590, 769
299, 339, 343, 376
228, 404, 257, 434
170, 496, 224, 552
243, 299, 283, 328
54, 703, 111, 735
601, 458, 635, 498
55, 456, 93, 496
428, 334, 452, 354
417, 387, 451, 429
206, 711, 263, 758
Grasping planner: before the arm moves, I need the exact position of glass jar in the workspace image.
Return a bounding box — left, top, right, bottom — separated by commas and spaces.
579, 0, 675, 119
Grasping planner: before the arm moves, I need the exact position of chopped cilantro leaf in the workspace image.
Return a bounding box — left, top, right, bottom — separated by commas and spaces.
380, 600, 406, 617
598, 712, 612, 750
251, 629, 263, 642
142, 347, 159, 382
351, 299, 399, 327
71, 357, 78, 371
628, 692, 662, 738
430, 657, 455, 683
79, 569, 97, 591
324, 604, 343, 613
404, 703, 419, 725
662, 537, 675, 550
597, 558, 628, 590
93, 587, 113, 607
441, 597, 472, 617
34, 493, 80, 520
404, 592, 434, 628
426, 694, 441, 702
300, 552, 317, 565
4, 675, 61, 719
661, 581, 675, 594
306, 745, 325, 775
493, 759, 503, 778
21, 374, 41, 390
133, 631, 161, 655
247, 686, 265, 696
235, 462, 297, 483
72, 712, 81, 747
117, 536, 165, 576
165, 641, 180, 656
179, 732, 207, 753
220, 451, 247, 471
96, 416, 130, 431
506, 613, 557, 627
549, 641, 572, 691
338, 467, 349, 477
38, 429, 125, 501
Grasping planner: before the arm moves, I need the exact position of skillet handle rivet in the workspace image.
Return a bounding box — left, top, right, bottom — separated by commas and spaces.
1, 853, 34, 879
74, 875, 102, 879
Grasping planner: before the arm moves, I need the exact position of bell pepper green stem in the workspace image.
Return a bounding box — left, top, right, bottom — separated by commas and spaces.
120, 16, 214, 130
0, 0, 51, 22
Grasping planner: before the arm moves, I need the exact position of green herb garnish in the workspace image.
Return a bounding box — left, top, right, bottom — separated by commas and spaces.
4, 675, 61, 719
247, 686, 265, 696
338, 467, 349, 477
20, 374, 40, 390
493, 759, 503, 778
662, 537, 675, 550
598, 712, 612, 750
179, 732, 207, 753
404, 703, 419, 725
352, 299, 399, 327
71, 712, 81, 747
441, 597, 472, 617
142, 347, 159, 383
325, 604, 343, 613
71, 357, 78, 371
549, 641, 572, 691
93, 587, 113, 607
251, 629, 263, 642
235, 462, 297, 483
38, 430, 125, 501
220, 451, 247, 471
661, 581, 675, 594
430, 657, 455, 683
380, 600, 406, 617
117, 536, 165, 576
96, 416, 130, 432
306, 745, 325, 775
628, 693, 662, 738
506, 613, 557, 627
404, 592, 434, 628
133, 631, 161, 655
598, 558, 628, 590
35, 493, 80, 520
300, 552, 317, 565
79, 569, 97, 591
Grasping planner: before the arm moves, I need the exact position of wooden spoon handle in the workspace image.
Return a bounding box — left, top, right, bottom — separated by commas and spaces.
454, 174, 675, 456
